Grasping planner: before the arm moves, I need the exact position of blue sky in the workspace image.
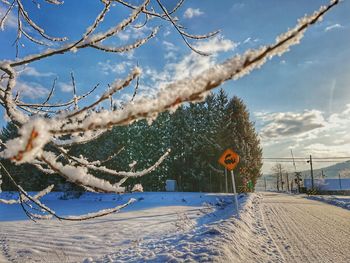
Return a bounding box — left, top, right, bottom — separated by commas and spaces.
1, 0, 349, 173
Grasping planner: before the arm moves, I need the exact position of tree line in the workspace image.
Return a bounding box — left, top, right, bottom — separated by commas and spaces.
0, 89, 262, 193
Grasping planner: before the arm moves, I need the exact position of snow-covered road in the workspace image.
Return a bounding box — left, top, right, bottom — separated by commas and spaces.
259, 192, 350, 263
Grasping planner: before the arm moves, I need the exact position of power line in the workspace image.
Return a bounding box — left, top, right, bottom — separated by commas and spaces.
320, 168, 350, 171
312, 157, 350, 160
263, 157, 306, 160
263, 160, 306, 163
309, 160, 350, 162
263, 160, 350, 163
263, 157, 350, 160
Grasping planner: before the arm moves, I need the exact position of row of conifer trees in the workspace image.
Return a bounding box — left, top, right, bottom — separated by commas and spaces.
0, 89, 262, 193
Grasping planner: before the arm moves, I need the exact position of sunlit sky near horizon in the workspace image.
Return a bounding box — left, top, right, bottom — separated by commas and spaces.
1, 0, 350, 174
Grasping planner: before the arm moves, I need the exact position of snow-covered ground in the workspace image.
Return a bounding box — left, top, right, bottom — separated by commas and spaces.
3, 191, 349, 262
306, 195, 350, 210
0, 191, 264, 263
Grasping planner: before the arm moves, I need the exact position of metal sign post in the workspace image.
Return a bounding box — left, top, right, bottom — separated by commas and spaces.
218, 148, 240, 216
231, 170, 239, 215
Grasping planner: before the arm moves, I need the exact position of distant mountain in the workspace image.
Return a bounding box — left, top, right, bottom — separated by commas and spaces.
300, 160, 350, 179
263, 161, 350, 180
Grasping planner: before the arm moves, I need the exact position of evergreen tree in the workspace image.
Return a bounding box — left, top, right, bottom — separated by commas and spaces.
0, 92, 262, 193
168, 105, 190, 191
224, 96, 263, 191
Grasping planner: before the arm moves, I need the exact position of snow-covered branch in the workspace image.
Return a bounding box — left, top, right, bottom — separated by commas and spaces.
0, 184, 54, 204
40, 151, 126, 193
0, 161, 136, 221
62, 148, 170, 178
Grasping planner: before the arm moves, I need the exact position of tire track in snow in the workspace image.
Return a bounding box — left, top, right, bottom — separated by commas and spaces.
261, 192, 350, 263
264, 204, 319, 262
0, 234, 15, 263
296, 203, 350, 237
264, 196, 338, 262
290, 204, 341, 255
258, 203, 286, 262
285, 199, 349, 261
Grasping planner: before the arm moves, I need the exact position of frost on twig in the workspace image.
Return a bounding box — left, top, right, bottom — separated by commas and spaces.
0, 0, 340, 220
0, 162, 136, 221
0, 184, 54, 204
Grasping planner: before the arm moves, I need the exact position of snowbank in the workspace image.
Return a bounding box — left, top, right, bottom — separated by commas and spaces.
306, 195, 350, 210
93, 193, 282, 263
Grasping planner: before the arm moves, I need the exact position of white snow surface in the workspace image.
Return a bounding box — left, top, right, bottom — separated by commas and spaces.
1, 191, 349, 262
0, 191, 263, 263
306, 194, 350, 210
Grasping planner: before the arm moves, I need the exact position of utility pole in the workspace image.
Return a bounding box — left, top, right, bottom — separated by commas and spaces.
291, 149, 297, 172
286, 172, 290, 192
307, 155, 314, 189
291, 149, 298, 193
279, 164, 284, 191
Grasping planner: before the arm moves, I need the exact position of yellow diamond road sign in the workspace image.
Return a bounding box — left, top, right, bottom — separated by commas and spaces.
218, 148, 240, 171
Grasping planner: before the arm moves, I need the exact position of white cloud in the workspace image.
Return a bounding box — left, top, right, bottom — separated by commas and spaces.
242, 37, 260, 45
20, 67, 55, 77
118, 50, 134, 60
58, 82, 73, 93
280, 60, 287, 65
325, 23, 343, 32
14, 81, 49, 99
164, 51, 177, 60
304, 143, 350, 157
165, 36, 237, 81
117, 31, 130, 41
231, 3, 245, 10
130, 25, 152, 39
163, 41, 178, 60
243, 37, 251, 44
327, 104, 350, 131
137, 35, 237, 99
163, 41, 178, 52
97, 60, 133, 75
0, 6, 17, 31
117, 25, 153, 41
163, 28, 171, 37
258, 110, 326, 139
183, 8, 204, 19
298, 60, 318, 67
194, 36, 236, 53
258, 105, 350, 172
